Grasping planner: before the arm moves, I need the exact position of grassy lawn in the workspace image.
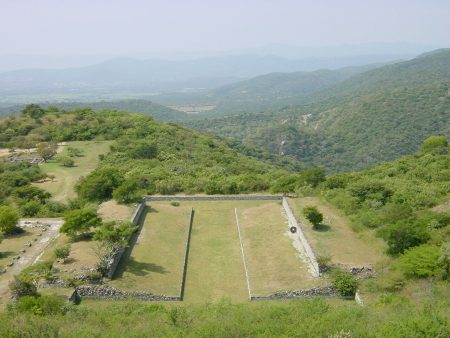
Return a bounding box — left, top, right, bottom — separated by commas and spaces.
109, 203, 191, 295
288, 197, 385, 267
98, 200, 133, 222
183, 200, 268, 303
238, 202, 323, 296
34, 141, 112, 201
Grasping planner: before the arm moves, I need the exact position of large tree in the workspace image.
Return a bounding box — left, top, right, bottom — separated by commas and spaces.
0, 205, 19, 234
36, 142, 58, 162
60, 209, 102, 239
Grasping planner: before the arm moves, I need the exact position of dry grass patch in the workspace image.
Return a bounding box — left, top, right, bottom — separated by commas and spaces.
98, 200, 133, 222
34, 141, 112, 201
109, 203, 191, 295
238, 202, 322, 295
288, 197, 385, 267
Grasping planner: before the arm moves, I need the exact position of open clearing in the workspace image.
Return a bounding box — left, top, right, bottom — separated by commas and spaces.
110, 199, 324, 303
109, 203, 191, 295
238, 202, 324, 295
34, 140, 112, 201
288, 197, 385, 267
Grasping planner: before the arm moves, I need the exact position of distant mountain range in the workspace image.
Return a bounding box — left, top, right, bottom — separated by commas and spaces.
186, 49, 450, 172
0, 53, 415, 102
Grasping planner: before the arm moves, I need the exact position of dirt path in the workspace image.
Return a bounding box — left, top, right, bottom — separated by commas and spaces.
0, 219, 63, 307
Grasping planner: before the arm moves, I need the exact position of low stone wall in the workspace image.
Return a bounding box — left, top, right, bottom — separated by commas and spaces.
144, 195, 282, 202
282, 197, 320, 277
74, 285, 180, 301
179, 208, 194, 300
106, 201, 146, 279
250, 285, 353, 301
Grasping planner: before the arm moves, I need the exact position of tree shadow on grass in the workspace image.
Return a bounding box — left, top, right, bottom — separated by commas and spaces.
313, 223, 331, 232
0, 251, 15, 259
121, 257, 167, 277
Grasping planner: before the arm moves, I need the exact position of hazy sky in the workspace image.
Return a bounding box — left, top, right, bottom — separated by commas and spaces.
1, 0, 449, 56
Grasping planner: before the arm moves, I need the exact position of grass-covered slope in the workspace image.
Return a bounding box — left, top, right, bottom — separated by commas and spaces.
0, 106, 298, 210
187, 49, 450, 172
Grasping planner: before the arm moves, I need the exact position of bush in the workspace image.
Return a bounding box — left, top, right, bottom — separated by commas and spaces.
384, 221, 430, 255
61, 209, 102, 239
54, 246, 71, 263
421, 136, 448, 154
0, 205, 19, 234
60, 156, 75, 167
398, 245, 443, 278
170, 201, 180, 207
8, 295, 66, 316
331, 270, 358, 297
9, 277, 38, 299
302, 206, 323, 228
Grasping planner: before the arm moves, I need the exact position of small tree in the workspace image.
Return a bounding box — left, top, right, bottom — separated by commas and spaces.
36, 142, 57, 162
302, 206, 323, 229
421, 136, 448, 154
93, 221, 136, 247
54, 246, 71, 263
60, 209, 102, 239
331, 269, 358, 297
0, 205, 19, 235
21, 104, 45, 119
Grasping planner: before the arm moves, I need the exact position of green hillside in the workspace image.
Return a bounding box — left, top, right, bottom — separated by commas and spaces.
186, 49, 450, 172
0, 99, 186, 121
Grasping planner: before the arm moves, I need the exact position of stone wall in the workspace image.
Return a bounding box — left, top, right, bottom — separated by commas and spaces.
106, 201, 146, 279
74, 285, 180, 301
250, 285, 353, 301
145, 195, 282, 202
179, 208, 194, 300
282, 197, 320, 277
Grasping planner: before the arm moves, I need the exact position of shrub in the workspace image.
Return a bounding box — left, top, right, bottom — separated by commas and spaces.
93, 221, 136, 247
9, 277, 37, 299
398, 245, 443, 278
8, 295, 66, 316
170, 201, 180, 207
384, 221, 430, 255
302, 206, 323, 228
60, 156, 75, 167
0, 205, 19, 234
54, 246, 71, 263
421, 136, 448, 154
331, 270, 358, 297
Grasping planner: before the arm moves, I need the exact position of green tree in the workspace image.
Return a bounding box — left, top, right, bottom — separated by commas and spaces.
0, 205, 19, 234
60, 209, 102, 239
59, 156, 75, 167
331, 269, 358, 297
385, 221, 430, 255
113, 180, 140, 203
93, 221, 136, 247
302, 206, 323, 228
21, 104, 45, 119
421, 136, 448, 154
76, 168, 123, 201
398, 245, 442, 278
298, 167, 326, 187
36, 142, 57, 162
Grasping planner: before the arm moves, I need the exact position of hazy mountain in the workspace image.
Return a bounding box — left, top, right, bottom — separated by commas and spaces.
186, 49, 450, 172
0, 53, 415, 101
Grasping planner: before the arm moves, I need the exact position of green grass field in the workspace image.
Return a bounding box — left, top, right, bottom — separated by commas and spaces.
109, 203, 191, 295
288, 197, 385, 267
238, 202, 323, 295
34, 141, 112, 201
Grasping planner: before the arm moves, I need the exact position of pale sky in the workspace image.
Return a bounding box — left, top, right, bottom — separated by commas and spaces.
0, 0, 449, 56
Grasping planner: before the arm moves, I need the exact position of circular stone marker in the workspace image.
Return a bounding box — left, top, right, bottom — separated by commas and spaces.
290, 226, 297, 233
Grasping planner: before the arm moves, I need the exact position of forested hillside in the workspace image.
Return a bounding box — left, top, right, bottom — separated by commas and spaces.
0, 100, 185, 121
186, 49, 450, 172
0, 105, 298, 217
